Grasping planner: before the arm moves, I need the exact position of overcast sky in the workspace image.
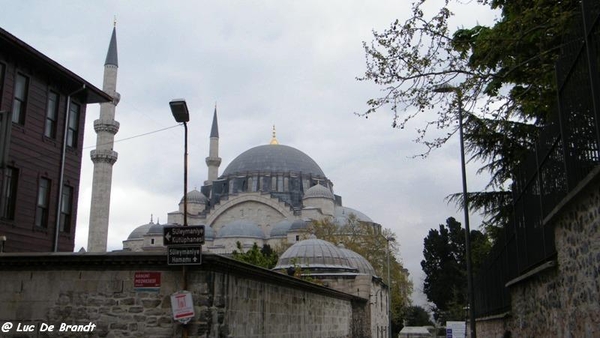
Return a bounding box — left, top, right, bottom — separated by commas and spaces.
1, 1, 497, 307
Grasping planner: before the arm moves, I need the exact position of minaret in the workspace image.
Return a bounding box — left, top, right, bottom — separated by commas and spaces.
205, 105, 221, 185
87, 24, 120, 252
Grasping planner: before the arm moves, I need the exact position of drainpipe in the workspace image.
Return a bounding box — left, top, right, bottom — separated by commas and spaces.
53, 85, 86, 252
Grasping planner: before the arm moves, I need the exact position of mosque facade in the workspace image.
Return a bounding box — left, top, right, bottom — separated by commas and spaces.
124, 113, 381, 254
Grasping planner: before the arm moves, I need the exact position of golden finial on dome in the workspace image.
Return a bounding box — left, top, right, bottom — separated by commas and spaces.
270, 125, 279, 145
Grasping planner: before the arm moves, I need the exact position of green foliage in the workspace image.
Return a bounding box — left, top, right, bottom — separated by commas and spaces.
403, 305, 434, 327
359, 0, 579, 232
231, 242, 279, 269
421, 217, 490, 321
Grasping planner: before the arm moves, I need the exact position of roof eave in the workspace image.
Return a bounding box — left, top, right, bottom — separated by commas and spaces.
0, 27, 112, 104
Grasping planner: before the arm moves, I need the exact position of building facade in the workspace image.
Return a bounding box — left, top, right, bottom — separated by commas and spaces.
0, 28, 110, 252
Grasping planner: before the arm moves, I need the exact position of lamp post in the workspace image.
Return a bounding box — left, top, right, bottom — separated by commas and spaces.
169, 99, 190, 227
385, 235, 395, 338
432, 84, 476, 338
169, 99, 190, 338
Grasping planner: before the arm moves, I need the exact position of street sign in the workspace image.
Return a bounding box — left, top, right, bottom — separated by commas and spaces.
163, 225, 205, 245
170, 291, 195, 324
167, 246, 202, 266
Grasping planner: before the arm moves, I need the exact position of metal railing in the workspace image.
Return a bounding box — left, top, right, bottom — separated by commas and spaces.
473, 0, 600, 318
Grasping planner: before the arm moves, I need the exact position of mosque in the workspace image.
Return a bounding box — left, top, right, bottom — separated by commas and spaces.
81, 25, 392, 336
123, 112, 382, 254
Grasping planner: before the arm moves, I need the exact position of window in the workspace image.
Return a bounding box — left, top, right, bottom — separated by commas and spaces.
2, 167, 18, 219
66, 102, 80, 147
12, 73, 28, 125
59, 185, 73, 233
44, 91, 59, 138
0, 110, 11, 166
0, 63, 5, 105
35, 178, 51, 228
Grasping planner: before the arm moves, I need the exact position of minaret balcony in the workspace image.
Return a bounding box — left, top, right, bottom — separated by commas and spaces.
94, 119, 120, 134
206, 156, 222, 167
91, 149, 118, 164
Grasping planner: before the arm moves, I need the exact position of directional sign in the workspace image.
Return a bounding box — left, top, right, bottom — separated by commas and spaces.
163, 225, 205, 246
167, 246, 202, 266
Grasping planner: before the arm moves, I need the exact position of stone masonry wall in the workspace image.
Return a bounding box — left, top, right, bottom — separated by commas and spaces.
0, 253, 364, 338
476, 173, 600, 338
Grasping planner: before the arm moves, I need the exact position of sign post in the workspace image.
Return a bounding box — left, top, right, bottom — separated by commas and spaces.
164, 225, 205, 266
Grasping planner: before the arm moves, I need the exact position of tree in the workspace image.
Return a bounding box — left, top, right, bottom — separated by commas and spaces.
231, 242, 279, 269
421, 217, 490, 322
403, 305, 434, 327
310, 216, 413, 336
359, 0, 580, 230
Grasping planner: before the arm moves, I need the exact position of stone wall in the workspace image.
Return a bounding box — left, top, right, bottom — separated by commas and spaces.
476, 171, 600, 337
0, 252, 368, 338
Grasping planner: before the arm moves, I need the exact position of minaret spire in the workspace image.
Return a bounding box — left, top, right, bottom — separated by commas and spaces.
205, 104, 221, 185
87, 24, 121, 252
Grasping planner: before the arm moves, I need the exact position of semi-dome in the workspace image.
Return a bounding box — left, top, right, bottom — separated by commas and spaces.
180, 189, 208, 204
204, 225, 215, 240
270, 219, 293, 237
334, 206, 373, 223
217, 219, 265, 239
146, 222, 164, 235
290, 219, 308, 231
274, 236, 356, 272
338, 244, 377, 276
222, 144, 326, 177
303, 184, 334, 200
127, 220, 154, 240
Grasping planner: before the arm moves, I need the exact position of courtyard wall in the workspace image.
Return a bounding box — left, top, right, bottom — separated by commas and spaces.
0, 252, 369, 338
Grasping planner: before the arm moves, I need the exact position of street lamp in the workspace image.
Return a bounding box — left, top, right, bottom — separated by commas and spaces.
169, 98, 191, 338
169, 99, 190, 227
432, 84, 476, 338
385, 235, 395, 338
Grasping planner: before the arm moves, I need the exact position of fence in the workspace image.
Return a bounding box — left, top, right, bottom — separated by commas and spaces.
473, 0, 600, 318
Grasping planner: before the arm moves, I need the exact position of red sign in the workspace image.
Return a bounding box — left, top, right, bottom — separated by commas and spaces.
134, 271, 161, 288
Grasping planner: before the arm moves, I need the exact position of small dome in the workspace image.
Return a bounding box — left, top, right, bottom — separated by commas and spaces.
180, 189, 208, 204
334, 206, 373, 223
338, 245, 377, 276
127, 220, 154, 240
274, 237, 356, 272
217, 220, 264, 239
290, 219, 308, 231
303, 184, 334, 200
270, 219, 293, 237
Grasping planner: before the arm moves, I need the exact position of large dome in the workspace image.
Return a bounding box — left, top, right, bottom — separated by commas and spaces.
222, 144, 325, 177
